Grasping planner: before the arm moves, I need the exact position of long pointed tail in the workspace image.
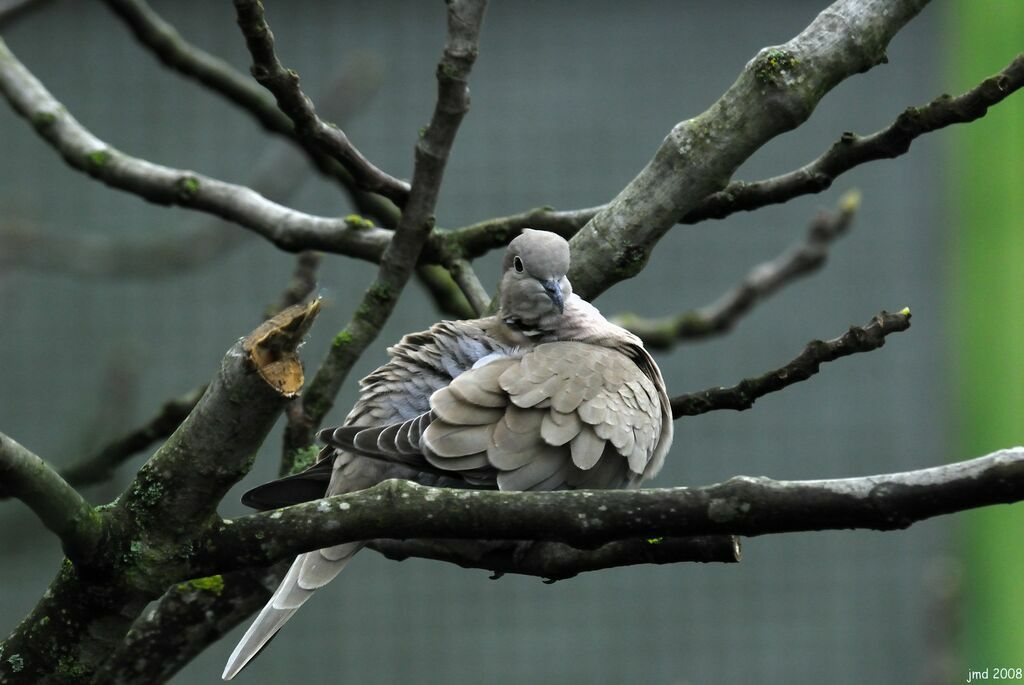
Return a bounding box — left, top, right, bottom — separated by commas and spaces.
222, 542, 363, 680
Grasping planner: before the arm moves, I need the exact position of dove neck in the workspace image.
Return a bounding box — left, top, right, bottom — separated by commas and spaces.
500, 293, 634, 347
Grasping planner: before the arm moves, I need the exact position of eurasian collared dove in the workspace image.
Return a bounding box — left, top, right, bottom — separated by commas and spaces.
222, 229, 673, 680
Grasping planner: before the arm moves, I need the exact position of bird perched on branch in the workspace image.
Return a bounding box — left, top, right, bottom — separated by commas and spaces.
222, 229, 673, 680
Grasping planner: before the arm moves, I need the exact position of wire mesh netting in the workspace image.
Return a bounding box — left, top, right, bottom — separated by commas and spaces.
0, 1, 953, 683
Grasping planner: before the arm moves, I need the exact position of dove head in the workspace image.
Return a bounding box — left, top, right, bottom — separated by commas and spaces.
499, 229, 573, 333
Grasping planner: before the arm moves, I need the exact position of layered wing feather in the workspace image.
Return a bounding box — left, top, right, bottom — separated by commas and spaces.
325, 341, 670, 492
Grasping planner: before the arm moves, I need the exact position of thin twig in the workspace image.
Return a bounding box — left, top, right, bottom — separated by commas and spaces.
671, 309, 911, 418
284, 0, 488, 456
444, 256, 491, 316
442, 54, 1024, 268
265, 251, 321, 318
102, 0, 388, 201
368, 536, 741, 581
0, 37, 398, 259
233, 0, 410, 207
59, 386, 206, 488
683, 53, 1024, 223
615, 190, 860, 347
414, 264, 476, 319
449, 205, 596, 259
195, 446, 1024, 573
0, 432, 101, 562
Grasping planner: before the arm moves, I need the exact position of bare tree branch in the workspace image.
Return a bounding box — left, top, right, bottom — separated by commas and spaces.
414, 263, 476, 319
443, 256, 491, 316
0, 69, 376, 281
0, 144, 290, 280
683, 52, 1024, 224
96, 532, 735, 684
0, 303, 322, 684
449, 205, 595, 259
102, 0, 389, 200
194, 447, 1024, 574
0, 37, 400, 258
368, 535, 741, 581
94, 564, 287, 685
671, 308, 911, 418
564, 0, 932, 299
116, 301, 320, 535
444, 52, 1024, 259
265, 250, 321, 319
5, 38, 1016, 278
615, 190, 860, 348
233, 0, 411, 207
4, 4, 1010, 682
58, 385, 205, 488
285, 0, 488, 455
0, 432, 101, 562
90, 242, 328, 684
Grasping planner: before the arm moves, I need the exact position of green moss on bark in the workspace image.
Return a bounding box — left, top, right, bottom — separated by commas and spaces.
754, 48, 798, 85
86, 149, 111, 168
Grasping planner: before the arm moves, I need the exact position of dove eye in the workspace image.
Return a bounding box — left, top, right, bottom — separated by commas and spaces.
513, 256, 524, 273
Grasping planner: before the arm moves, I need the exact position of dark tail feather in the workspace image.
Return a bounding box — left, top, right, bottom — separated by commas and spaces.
241, 459, 333, 510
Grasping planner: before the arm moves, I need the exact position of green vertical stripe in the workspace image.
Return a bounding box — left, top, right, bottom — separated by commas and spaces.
949, 1, 1024, 673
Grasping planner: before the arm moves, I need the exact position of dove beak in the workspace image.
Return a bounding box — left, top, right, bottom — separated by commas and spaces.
541, 279, 564, 313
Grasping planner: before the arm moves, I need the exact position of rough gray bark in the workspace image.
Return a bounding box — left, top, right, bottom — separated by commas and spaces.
567, 0, 931, 299
0, 434, 101, 562
192, 448, 1024, 574
0, 301, 320, 684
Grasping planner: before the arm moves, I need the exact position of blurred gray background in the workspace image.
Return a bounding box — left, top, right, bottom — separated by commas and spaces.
0, 1, 952, 683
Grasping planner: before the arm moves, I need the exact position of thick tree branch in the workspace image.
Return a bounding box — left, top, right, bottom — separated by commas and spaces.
671, 308, 910, 418
74, 249, 326, 683
93, 564, 287, 685
0, 432, 101, 562
117, 300, 320, 534
4, 38, 1015, 276
683, 52, 1024, 223
285, 0, 488, 455
233, 0, 410, 207
0, 304, 323, 684
58, 385, 205, 488
443, 54, 1023, 259
0, 72, 378, 281
566, 0, 931, 299
615, 191, 860, 347
0, 38, 400, 258
195, 447, 1024, 574
367, 536, 741, 581
94, 533, 733, 683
